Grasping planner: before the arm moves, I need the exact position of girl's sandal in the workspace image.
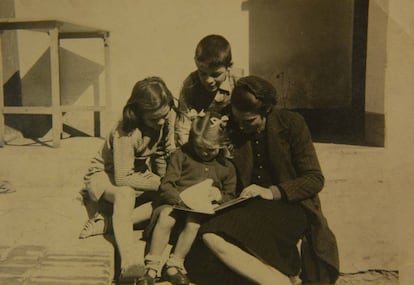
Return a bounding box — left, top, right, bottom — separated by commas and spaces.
79, 213, 111, 239
117, 264, 146, 284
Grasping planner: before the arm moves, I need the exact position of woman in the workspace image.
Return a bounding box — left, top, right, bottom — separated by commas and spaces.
81, 77, 176, 284
199, 76, 339, 285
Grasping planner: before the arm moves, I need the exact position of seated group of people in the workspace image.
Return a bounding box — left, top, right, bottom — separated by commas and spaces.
80, 34, 339, 285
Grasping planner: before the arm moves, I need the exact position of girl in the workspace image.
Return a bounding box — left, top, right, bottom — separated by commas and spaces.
139, 112, 236, 285
81, 77, 176, 284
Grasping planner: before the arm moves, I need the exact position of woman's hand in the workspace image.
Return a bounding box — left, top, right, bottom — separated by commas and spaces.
240, 184, 273, 200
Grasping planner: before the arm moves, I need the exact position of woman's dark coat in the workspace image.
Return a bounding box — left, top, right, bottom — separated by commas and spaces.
231, 108, 339, 283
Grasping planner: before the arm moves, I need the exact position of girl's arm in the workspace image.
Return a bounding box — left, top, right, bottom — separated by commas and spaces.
112, 129, 160, 191
158, 151, 183, 205
151, 110, 177, 176
217, 161, 237, 204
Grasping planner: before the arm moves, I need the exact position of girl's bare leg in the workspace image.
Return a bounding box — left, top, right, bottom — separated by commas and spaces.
172, 214, 200, 260
131, 201, 153, 224
103, 186, 140, 269
147, 206, 175, 257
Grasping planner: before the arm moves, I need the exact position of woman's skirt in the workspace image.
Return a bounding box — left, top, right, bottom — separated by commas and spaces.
198, 197, 308, 276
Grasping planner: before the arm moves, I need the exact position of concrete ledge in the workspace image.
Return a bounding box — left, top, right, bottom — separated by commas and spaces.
0, 137, 399, 283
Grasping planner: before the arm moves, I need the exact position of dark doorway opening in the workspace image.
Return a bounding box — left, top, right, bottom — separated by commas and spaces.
244, 0, 376, 145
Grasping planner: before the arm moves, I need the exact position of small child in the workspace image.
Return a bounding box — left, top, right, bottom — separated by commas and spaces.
140, 112, 237, 285
175, 34, 243, 146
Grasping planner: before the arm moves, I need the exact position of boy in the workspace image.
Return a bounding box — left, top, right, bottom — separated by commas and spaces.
175, 34, 243, 146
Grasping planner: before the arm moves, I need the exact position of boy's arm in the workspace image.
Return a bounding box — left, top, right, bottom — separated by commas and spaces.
175, 74, 198, 147
175, 112, 192, 147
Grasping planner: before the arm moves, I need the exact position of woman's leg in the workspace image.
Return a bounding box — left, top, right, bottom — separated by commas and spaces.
102, 186, 140, 269
203, 233, 292, 285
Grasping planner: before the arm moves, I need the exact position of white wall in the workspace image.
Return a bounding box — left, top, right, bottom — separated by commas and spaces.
14, 0, 249, 132
380, 0, 414, 282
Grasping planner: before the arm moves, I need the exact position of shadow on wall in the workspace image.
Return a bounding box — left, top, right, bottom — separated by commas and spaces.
5, 47, 104, 138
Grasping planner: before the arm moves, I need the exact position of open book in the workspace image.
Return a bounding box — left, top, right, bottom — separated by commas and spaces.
173, 179, 252, 214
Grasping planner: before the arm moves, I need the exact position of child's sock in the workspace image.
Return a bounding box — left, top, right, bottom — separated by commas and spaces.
144, 254, 162, 277
166, 253, 187, 274
289, 275, 302, 285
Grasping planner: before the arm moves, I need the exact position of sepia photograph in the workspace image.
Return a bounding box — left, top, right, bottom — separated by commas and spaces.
0, 0, 413, 284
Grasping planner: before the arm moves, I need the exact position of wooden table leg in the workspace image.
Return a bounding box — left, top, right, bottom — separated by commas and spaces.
103, 34, 111, 135
93, 79, 100, 137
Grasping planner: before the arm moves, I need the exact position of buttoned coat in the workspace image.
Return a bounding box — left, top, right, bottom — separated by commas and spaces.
231, 107, 339, 283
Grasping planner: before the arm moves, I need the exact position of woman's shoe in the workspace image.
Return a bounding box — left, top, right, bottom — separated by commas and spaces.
163, 266, 190, 285
79, 213, 111, 239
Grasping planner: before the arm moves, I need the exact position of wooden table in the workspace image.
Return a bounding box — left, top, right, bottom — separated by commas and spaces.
0, 18, 111, 147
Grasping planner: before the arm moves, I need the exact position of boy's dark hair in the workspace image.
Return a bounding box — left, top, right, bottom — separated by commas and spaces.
194, 34, 233, 69
231, 76, 277, 115
122, 76, 174, 133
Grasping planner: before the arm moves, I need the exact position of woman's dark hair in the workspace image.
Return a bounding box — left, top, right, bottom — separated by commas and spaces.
231, 75, 277, 115
195, 34, 233, 69
122, 76, 174, 133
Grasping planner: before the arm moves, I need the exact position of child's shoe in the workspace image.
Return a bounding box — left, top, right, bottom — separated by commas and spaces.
136, 268, 157, 285
162, 265, 190, 285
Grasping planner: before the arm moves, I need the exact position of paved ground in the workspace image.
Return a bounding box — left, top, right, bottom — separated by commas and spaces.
0, 136, 399, 284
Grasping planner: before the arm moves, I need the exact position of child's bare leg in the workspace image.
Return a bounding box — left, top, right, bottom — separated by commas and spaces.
171, 214, 200, 260
143, 206, 176, 278
147, 206, 175, 257
164, 214, 200, 283
103, 186, 140, 269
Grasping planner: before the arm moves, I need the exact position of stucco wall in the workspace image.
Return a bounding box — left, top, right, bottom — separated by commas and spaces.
377, 0, 414, 282
12, 0, 249, 136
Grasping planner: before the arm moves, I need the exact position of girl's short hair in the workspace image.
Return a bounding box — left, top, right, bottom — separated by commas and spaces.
189, 111, 230, 149
122, 77, 174, 133
231, 76, 277, 115
195, 34, 233, 69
